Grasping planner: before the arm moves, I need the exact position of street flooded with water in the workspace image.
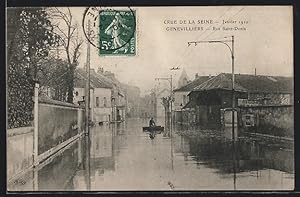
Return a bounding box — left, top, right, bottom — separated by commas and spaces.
8, 118, 294, 191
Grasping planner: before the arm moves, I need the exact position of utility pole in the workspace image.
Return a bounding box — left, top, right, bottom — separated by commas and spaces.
169, 66, 180, 135
188, 35, 236, 141
85, 20, 91, 135
231, 35, 235, 142
170, 75, 173, 138
155, 76, 173, 137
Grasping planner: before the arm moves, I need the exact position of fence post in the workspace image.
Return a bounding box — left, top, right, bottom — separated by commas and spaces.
33, 82, 39, 166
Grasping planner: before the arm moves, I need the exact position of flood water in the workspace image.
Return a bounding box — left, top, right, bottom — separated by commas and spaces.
8, 118, 294, 191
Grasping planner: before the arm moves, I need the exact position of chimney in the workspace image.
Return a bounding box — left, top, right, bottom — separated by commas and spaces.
104, 71, 115, 78
195, 73, 199, 79
97, 67, 104, 73
255, 68, 257, 76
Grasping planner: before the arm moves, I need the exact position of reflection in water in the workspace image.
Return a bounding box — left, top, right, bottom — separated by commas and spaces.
8, 119, 294, 191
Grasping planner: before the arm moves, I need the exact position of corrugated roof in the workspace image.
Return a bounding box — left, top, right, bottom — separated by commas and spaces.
233, 73, 293, 93
174, 76, 212, 92
193, 73, 247, 92
192, 73, 293, 94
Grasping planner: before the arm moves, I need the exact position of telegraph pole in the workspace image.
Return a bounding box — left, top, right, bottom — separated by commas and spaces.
170, 75, 173, 138
85, 20, 91, 135
231, 35, 235, 142
188, 35, 235, 141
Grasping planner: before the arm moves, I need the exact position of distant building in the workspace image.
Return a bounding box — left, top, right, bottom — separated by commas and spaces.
177, 68, 190, 88
139, 92, 156, 118
121, 83, 141, 118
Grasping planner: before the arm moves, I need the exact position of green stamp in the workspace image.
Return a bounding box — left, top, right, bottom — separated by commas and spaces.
99, 9, 136, 56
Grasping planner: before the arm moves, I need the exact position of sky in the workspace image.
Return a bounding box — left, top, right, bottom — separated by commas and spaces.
62, 6, 293, 95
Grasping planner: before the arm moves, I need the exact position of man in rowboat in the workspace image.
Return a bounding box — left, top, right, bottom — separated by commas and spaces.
149, 117, 156, 139
149, 117, 156, 128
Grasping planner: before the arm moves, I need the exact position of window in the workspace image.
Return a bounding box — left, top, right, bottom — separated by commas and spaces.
96, 97, 99, 107
104, 97, 107, 107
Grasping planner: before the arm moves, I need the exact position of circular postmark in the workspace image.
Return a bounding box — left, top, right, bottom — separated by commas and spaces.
82, 6, 136, 55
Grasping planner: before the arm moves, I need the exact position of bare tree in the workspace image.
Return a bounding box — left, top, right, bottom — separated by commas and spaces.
49, 7, 83, 103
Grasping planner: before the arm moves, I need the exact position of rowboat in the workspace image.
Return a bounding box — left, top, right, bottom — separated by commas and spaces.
142, 126, 164, 133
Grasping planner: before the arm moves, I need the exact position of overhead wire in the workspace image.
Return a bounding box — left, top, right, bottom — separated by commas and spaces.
171, 6, 234, 69
175, 7, 245, 73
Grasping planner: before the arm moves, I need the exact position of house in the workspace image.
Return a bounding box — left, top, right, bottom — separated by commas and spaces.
173, 74, 212, 111
185, 73, 293, 129
98, 69, 126, 122
74, 66, 127, 124
74, 68, 113, 124
173, 74, 213, 125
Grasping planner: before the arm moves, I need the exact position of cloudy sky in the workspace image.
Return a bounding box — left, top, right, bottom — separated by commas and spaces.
65, 6, 293, 95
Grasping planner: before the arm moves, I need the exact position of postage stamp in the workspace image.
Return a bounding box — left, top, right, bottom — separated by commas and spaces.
82, 7, 136, 56
99, 9, 136, 56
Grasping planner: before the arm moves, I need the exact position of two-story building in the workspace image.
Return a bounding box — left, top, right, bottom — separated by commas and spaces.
74, 68, 113, 124
97, 68, 126, 122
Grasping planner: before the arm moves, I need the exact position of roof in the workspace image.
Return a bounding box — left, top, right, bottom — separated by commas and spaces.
193, 73, 248, 92
174, 76, 212, 92
233, 73, 293, 94
75, 68, 113, 89
100, 71, 126, 96
192, 73, 293, 94
74, 72, 95, 89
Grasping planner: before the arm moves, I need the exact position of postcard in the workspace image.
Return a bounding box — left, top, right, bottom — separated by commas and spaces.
6, 6, 293, 191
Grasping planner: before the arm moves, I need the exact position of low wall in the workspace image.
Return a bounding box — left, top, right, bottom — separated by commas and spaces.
238, 105, 293, 138
7, 97, 85, 181
7, 127, 34, 180
38, 97, 85, 155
